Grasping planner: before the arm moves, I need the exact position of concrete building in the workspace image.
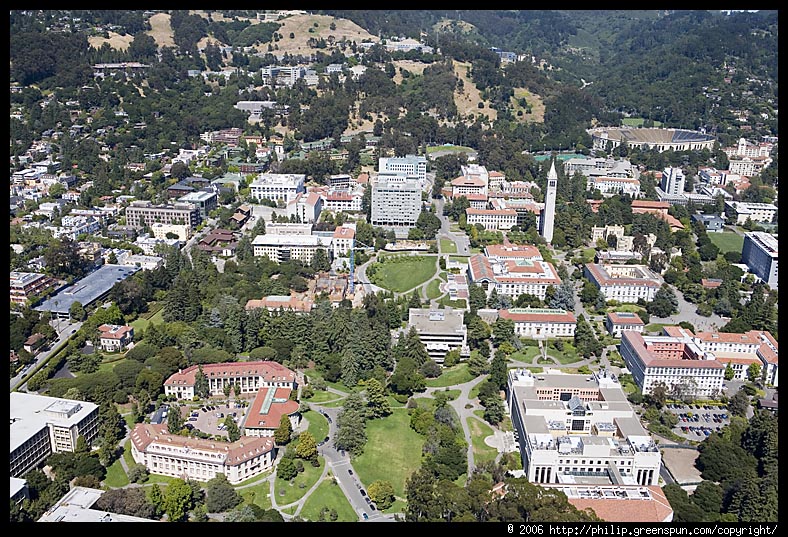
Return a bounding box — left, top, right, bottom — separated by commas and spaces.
741, 231, 778, 290
660, 167, 685, 196
164, 361, 297, 400
10, 272, 59, 305
564, 157, 636, 179
378, 155, 427, 184
251, 233, 333, 264
130, 423, 276, 485
690, 213, 725, 232
723, 137, 774, 159
725, 201, 778, 225
588, 127, 715, 153
122, 254, 164, 271
499, 308, 577, 338
10, 393, 100, 478
606, 312, 645, 337
332, 225, 355, 259
151, 222, 191, 241
249, 173, 306, 202
540, 160, 557, 242
177, 190, 217, 220
590, 225, 656, 252
407, 308, 470, 363
370, 174, 421, 231
727, 155, 772, 176
34, 264, 140, 320
288, 191, 323, 223
583, 264, 662, 303
97, 324, 134, 353
125, 201, 200, 229
265, 222, 313, 236
506, 368, 662, 487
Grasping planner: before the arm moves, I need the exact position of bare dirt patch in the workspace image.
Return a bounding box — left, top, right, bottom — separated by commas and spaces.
392, 60, 428, 84
88, 32, 133, 51
511, 87, 546, 124
252, 13, 377, 57
453, 60, 496, 123
147, 12, 175, 48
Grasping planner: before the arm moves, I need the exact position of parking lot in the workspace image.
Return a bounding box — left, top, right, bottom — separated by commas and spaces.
666, 403, 730, 441
182, 400, 246, 437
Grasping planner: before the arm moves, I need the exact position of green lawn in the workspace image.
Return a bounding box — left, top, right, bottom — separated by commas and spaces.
238, 476, 274, 510
508, 347, 540, 363
303, 410, 329, 445
273, 457, 325, 506
367, 255, 437, 293
467, 416, 498, 465
425, 279, 443, 300
437, 296, 467, 309
439, 238, 458, 253
352, 409, 425, 498
645, 323, 668, 334
103, 453, 129, 488
131, 308, 164, 332
426, 144, 475, 155
449, 224, 462, 233
298, 476, 358, 521
708, 232, 744, 253
425, 363, 473, 388
545, 343, 582, 364
448, 256, 469, 264
621, 117, 663, 127
303, 390, 343, 404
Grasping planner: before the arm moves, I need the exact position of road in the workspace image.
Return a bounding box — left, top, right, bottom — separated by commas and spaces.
10, 319, 83, 392
434, 196, 470, 256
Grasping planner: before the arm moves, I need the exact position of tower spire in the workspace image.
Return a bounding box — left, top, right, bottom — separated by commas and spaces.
540, 158, 558, 243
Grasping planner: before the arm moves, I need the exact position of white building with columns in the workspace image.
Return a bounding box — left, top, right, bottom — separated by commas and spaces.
507, 368, 662, 487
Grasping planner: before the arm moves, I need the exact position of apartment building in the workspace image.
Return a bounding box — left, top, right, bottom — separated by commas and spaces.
10, 271, 59, 304
163, 361, 297, 400
584, 264, 662, 303
249, 173, 306, 202
10, 393, 100, 478
125, 201, 200, 229
741, 231, 778, 290
177, 190, 217, 220
130, 423, 276, 484
407, 308, 470, 363
499, 308, 577, 338
506, 368, 662, 487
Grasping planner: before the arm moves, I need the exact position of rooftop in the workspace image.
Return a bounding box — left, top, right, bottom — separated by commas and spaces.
34, 265, 139, 314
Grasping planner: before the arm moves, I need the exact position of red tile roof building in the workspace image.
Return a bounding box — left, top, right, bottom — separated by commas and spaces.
164, 361, 297, 400
242, 386, 300, 437
469, 254, 561, 301
584, 264, 662, 303
129, 423, 276, 484
562, 485, 673, 523
605, 312, 645, 337
97, 324, 134, 352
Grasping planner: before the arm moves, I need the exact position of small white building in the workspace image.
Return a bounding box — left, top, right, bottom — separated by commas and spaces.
97, 324, 134, 353
499, 308, 577, 338
606, 312, 645, 337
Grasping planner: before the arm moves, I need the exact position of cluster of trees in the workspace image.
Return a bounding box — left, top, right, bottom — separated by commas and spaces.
664, 409, 777, 522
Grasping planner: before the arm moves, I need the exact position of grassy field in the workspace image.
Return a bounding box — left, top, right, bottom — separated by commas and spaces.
425, 279, 443, 300
508, 347, 541, 364
303, 390, 342, 404
448, 256, 469, 263
273, 457, 325, 506
298, 477, 358, 521
426, 145, 476, 156
645, 323, 668, 334
467, 417, 498, 465
425, 363, 473, 388
545, 343, 582, 364
352, 409, 425, 498
239, 484, 273, 511
367, 255, 437, 293
302, 409, 329, 445
511, 87, 546, 123
103, 453, 129, 488
437, 296, 467, 309
130, 306, 164, 332
708, 232, 744, 253
439, 238, 458, 253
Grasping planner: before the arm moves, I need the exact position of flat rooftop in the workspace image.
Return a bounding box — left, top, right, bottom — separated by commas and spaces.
10, 393, 98, 453
34, 264, 139, 314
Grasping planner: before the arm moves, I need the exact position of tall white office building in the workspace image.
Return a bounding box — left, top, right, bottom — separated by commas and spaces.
370, 174, 421, 230
741, 231, 778, 290
378, 155, 427, 184
660, 167, 685, 195
540, 159, 557, 243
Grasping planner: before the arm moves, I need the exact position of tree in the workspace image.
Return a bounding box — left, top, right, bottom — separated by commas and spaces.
364, 377, 392, 418
647, 285, 679, 317
724, 363, 735, 381
161, 479, 194, 522
127, 463, 149, 484
194, 365, 210, 399
295, 431, 318, 463
729, 388, 750, 418
94, 488, 156, 520
223, 415, 241, 442
747, 362, 762, 384
69, 301, 86, 321
277, 457, 298, 481
273, 414, 293, 447
205, 474, 242, 513
311, 247, 331, 272
167, 404, 184, 434
368, 480, 396, 510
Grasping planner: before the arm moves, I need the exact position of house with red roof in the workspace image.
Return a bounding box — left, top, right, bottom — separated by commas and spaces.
97, 324, 134, 353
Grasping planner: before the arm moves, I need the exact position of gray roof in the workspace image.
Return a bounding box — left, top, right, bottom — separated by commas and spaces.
10, 393, 99, 453
34, 264, 139, 314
